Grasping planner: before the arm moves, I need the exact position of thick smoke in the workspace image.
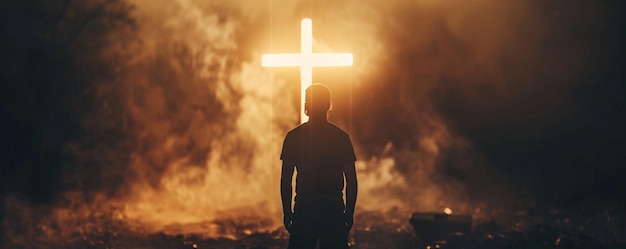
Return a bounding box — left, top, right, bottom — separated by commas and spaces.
1, 0, 624, 241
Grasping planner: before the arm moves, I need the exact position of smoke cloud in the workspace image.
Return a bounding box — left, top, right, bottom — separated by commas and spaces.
1, 0, 624, 240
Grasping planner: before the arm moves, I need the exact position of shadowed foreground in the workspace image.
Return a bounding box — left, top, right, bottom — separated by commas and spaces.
5, 202, 626, 249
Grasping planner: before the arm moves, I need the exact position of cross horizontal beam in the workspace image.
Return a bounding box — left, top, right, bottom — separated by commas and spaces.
262, 53, 353, 67
262, 18, 353, 123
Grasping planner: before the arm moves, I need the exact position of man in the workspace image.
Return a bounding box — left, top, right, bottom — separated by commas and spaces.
280, 83, 358, 249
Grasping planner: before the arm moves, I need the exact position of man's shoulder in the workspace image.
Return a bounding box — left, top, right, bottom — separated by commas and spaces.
327, 122, 351, 138
286, 123, 308, 136
285, 122, 351, 139
283, 123, 309, 143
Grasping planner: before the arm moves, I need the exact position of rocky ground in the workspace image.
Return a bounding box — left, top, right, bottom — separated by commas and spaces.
4, 202, 625, 249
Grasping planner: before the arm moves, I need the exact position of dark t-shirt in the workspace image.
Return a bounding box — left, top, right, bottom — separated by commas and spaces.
281, 121, 356, 214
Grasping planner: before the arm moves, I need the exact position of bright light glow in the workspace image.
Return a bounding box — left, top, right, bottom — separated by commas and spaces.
263, 18, 353, 123
444, 207, 453, 215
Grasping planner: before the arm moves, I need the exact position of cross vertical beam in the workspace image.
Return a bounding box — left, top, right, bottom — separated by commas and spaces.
263, 18, 353, 123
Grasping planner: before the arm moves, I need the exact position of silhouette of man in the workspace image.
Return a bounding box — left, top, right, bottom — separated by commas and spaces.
281, 83, 358, 249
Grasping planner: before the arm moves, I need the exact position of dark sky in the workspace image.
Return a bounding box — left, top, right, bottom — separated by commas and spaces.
339, 0, 626, 205
428, 1, 626, 203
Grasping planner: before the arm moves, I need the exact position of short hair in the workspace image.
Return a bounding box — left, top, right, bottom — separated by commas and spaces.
305, 83, 331, 105
305, 83, 331, 115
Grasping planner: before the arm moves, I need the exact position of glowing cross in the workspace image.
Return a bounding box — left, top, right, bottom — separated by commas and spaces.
263, 18, 353, 123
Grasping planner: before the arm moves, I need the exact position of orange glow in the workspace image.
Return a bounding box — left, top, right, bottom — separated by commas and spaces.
262, 18, 353, 123
2, 0, 508, 242
444, 207, 453, 215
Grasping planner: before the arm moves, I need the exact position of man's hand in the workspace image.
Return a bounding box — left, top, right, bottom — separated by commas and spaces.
283, 212, 294, 232
344, 212, 354, 231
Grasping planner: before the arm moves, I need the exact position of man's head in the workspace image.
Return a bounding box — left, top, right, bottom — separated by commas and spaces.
304, 83, 331, 118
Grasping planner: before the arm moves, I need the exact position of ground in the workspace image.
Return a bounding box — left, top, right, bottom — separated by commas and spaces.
4, 203, 626, 249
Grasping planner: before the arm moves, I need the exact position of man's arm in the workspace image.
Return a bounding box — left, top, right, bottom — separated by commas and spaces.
281, 160, 295, 230
344, 161, 358, 229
